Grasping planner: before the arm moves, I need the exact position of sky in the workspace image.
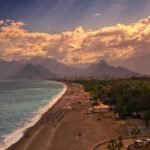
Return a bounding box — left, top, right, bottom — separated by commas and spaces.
0, 0, 150, 33
0, 0, 150, 65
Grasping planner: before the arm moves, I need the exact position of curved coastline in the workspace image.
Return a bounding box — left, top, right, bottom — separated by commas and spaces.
0, 81, 67, 150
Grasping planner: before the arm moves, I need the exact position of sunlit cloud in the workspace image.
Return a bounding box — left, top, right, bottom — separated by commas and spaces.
0, 20, 4, 25
0, 16, 150, 64
95, 13, 102, 17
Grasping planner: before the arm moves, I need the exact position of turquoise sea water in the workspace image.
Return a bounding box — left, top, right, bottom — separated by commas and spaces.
0, 80, 64, 143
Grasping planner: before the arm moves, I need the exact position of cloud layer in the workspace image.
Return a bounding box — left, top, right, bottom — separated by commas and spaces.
0, 16, 150, 64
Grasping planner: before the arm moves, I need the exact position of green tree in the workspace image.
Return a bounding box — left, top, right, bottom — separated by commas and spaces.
143, 110, 150, 127
107, 139, 116, 150
131, 126, 141, 139
116, 136, 123, 150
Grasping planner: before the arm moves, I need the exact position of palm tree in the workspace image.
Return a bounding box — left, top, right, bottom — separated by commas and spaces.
116, 136, 123, 150
143, 110, 150, 127
107, 137, 124, 150
107, 139, 116, 150
131, 126, 141, 139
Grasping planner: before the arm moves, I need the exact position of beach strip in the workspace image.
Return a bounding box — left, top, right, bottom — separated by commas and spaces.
0, 82, 67, 150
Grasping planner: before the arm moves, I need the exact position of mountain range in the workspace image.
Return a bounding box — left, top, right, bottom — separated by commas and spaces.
84, 60, 139, 77
0, 57, 140, 80
28, 56, 81, 77
110, 54, 150, 75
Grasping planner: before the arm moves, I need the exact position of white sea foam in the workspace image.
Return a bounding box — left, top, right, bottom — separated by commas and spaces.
0, 81, 67, 150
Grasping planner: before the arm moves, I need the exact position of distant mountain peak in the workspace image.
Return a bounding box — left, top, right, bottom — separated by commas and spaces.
13, 63, 55, 79
85, 59, 139, 77
97, 59, 108, 66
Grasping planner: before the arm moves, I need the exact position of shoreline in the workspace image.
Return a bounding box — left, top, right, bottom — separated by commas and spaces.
2, 82, 148, 150
0, 81, 67, 150
5, 82, 124, 150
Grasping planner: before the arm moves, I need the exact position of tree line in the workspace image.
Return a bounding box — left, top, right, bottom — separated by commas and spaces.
73, 78, 150, 125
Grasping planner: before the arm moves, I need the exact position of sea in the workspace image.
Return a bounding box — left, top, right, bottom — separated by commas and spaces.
0, 80, 66, 150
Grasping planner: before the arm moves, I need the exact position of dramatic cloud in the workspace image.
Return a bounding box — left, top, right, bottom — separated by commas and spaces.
0, 17, 150, 64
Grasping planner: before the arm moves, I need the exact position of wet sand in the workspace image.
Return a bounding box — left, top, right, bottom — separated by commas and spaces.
7, 83, 121, 150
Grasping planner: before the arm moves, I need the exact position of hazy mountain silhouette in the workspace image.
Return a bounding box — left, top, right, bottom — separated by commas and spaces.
0, 57, 140, 80
29, 56, 82, 77
110, 54, 150, 75
84, 60, 139, 77
13, 63, 55, 79
0, 59, 23, 79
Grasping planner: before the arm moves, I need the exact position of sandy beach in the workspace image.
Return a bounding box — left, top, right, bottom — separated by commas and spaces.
7, 83, 122, 150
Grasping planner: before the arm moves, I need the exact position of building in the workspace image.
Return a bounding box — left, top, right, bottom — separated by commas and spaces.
92, 103, 110, 113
